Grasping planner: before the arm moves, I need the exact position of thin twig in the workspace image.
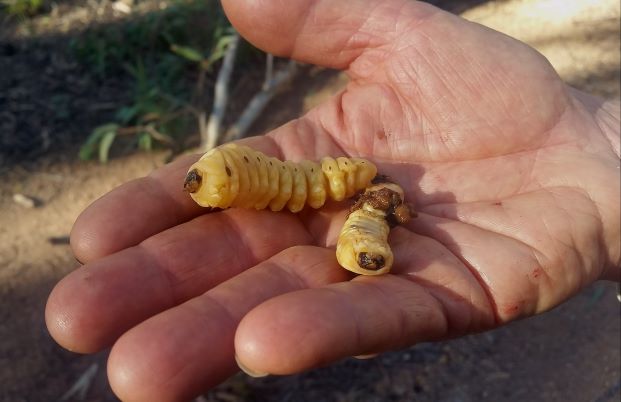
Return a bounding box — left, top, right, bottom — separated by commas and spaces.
224, 59, 297, 142
144, 125, 175, 145
158, 91, 202, 116
60, 363, 98, 401
198, 110, 207, 147
203, 32, 240, 151
116, 125, 175, 145
263, 53, 274, 90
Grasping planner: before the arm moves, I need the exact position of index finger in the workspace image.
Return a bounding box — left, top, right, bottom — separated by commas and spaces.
71, 153, 202, 262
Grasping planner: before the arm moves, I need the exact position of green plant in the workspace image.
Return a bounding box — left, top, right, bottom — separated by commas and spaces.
74, 0, 264, 162
79, 123, 119, 163
1, 0, 44, 17
70, 0, 230, 77
79, 57, 186, 162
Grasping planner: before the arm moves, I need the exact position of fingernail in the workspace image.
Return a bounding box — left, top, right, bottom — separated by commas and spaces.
235, 354, 269, 378
353, 353, 380, 360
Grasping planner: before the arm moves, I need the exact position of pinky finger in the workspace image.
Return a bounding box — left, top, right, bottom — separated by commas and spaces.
234, 275, 448, 376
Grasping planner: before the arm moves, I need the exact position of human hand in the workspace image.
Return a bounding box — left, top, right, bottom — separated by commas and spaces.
46, 0, 621, 401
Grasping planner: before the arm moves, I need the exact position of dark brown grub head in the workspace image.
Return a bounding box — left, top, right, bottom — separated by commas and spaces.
350, 187, 399, 214
183, 169, 202, 193
357, 252, 385, 270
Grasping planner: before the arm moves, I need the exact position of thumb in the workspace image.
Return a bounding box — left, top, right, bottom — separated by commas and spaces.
221, 0, 439, 70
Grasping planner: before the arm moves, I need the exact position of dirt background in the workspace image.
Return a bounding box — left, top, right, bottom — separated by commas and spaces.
1, 0, 620, 401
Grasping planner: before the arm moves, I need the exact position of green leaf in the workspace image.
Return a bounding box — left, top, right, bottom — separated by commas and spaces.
2, 0, 44, 17
98, 130, 117, 163
170, 44, 205, 63
79, 123, 119, 161
116, 105, 139, 124
204, 33, 237, 69
138, 132, 153, 151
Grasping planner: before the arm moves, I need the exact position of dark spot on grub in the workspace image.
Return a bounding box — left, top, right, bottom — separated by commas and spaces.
183, 169, 202, 193
244, 156, 249, 163
358, 252, 385, 270
225, 166, 232, 177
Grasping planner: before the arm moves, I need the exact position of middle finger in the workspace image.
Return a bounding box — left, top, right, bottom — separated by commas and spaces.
107, 246, 350, 402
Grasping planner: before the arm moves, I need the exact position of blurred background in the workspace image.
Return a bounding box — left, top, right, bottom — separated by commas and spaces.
1, 0, 619, 401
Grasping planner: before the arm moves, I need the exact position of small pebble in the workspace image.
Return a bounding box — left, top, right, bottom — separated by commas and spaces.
13, 193, 38, 208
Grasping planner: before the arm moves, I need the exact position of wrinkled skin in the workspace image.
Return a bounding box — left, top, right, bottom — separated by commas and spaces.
45, 1, 620, 401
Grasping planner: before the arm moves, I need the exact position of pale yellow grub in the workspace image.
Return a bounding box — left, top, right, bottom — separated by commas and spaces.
335, 181, 410, 275
185, 144, 377, 213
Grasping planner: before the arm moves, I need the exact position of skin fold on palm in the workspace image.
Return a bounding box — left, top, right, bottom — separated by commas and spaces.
45, 0, 620, 401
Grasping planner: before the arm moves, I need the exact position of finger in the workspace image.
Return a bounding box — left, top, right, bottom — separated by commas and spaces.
389, 227, 496, 332
233, 230, 498, 376
46, 209, 312, 353
71, 153, 202, 262
234, 274, 447, 376
221, 0, 439, 70
107, 246, 349, 402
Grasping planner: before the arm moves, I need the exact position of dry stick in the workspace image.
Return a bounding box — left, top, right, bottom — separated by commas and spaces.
263, 53, 274, 90
203, 32, 240, 151
116, 125, 175, 145
60, 363, 99, 401
224, 59, 297, 142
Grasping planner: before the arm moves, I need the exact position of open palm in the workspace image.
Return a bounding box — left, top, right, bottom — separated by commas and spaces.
46, 1, 620, 401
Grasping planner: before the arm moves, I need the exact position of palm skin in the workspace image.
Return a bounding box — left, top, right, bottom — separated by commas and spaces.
45, 1, 620, 401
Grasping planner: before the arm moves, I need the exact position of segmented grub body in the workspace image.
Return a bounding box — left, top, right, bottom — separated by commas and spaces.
184, 143, 378, 212
336, 182, 414, 275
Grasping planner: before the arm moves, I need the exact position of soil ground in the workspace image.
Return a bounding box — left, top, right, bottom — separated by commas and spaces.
1, 0, 619, 401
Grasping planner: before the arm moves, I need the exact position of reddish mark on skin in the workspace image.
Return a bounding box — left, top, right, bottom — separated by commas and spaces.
493, 201, 502, 206
503, 304, 520, 316
531, 267, 543, 279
